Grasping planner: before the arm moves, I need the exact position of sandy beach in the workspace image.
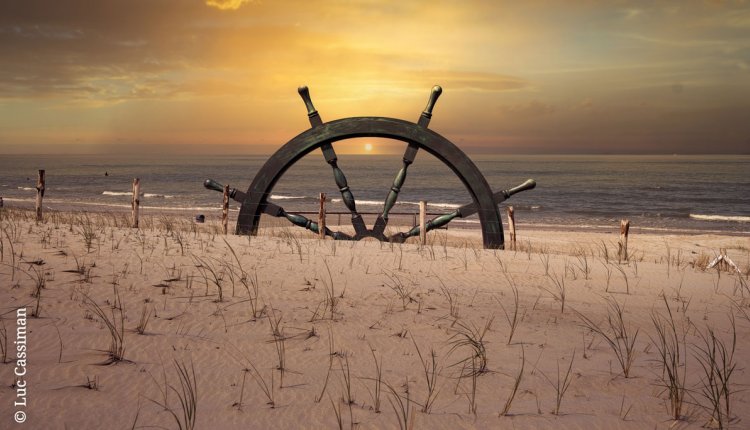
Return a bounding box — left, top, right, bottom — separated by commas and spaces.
0, 207, 748, 429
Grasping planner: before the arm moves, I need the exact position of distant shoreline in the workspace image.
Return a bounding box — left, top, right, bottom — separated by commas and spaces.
2, 203, 747, 238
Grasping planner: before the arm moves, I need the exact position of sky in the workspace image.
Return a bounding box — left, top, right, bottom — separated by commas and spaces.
0, 0, 748, 155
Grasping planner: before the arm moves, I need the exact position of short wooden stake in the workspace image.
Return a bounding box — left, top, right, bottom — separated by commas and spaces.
618, 219, 630, 262
131, 178, 140, 228
222, 184, 230, 235
35, 169, 45, 222
419, 200, 426, 246
506, 206, 516, 250
318, 192, 326, 239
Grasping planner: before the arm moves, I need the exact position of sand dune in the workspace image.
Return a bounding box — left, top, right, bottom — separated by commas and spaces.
1, 208, 749, 429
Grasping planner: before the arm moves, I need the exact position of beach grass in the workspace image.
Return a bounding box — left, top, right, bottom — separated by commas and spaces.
0, 206, 749, 428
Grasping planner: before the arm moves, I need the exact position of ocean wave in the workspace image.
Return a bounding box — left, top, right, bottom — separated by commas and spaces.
329, 198, 369, 206
17, 187, 36, 191
509, 204, 542, 211
690, 214, 750, 223
144, 193, 175, 199
95, 202, 228, 211
269, 194, 307, 200
453, 219, 481, 224
394, 200, 461, 209
2, 197, 231, 212
329, 198, 461, 209
139, 205, 235, 211
102, 191, 132, 196
330, 198, 382, 207
102, 191, 175, 199
426, 202, 461, 209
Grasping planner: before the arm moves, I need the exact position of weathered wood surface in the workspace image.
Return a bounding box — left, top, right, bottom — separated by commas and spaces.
36, 170, 45, 221
132, 178, 140, 228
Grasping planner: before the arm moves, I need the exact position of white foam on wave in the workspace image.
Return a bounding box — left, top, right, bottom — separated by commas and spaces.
17, 187, 35, 191
427, 202, 461, 209
330, 198, 365, 206
103, 191, 175, 198
453, 219, 480, 224
270, 194, 307, 200
393, 200, 431, 207
330, 198, 383, 207
395, 200, 460, 209
2, 197, 230, 212
102, 191, 132, 196
330, 198, 460, 209
690, 214, 750, 223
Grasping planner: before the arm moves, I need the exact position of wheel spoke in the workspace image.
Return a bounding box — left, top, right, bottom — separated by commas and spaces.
297, 86, 366, 236
372, 143, 418, 235
374, 87, 441, 236
272, 204, 352, 240
322, 144, 367, 235
203, 179, 248, 203
389, 179, 536, 243
417, 85, 442, 128
390, 210, 461, 243
453, 179, 538, 218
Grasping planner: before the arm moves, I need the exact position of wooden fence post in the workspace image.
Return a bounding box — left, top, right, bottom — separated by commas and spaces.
506, 206, 516, 250
222, 184, 230, 235
131, 178, 140, 228
318, 193, 326, 239
36, 170, 45, 222
618, 219, 630, 262
419, 200, 426, 246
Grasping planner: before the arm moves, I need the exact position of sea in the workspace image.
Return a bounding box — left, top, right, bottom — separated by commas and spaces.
1, 153, 748, 235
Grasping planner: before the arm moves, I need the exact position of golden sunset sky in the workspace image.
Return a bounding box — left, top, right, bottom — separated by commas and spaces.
0, 0, 748, 154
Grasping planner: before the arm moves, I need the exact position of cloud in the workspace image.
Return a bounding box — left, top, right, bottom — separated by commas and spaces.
0, 0, 748, 153
430, 71, 529, 92
205, 0, 253, 11
726, 9, 750, 27
622, 9, 643, 20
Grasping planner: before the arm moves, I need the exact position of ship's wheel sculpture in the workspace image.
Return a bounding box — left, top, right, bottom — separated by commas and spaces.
205, 85, 535, 249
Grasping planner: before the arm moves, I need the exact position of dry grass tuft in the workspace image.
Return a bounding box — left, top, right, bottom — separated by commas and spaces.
541, 351, 575, 415
448, 317, 493, 376
650, 295, 687, 421
576, 297, 639, 378
83, 291, 126, 364
147, 359, 199, 430
500, 347, 525, 416
692, 318, 737, 429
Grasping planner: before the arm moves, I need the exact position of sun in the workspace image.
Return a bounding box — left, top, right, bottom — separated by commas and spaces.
364, 143, 373, 153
